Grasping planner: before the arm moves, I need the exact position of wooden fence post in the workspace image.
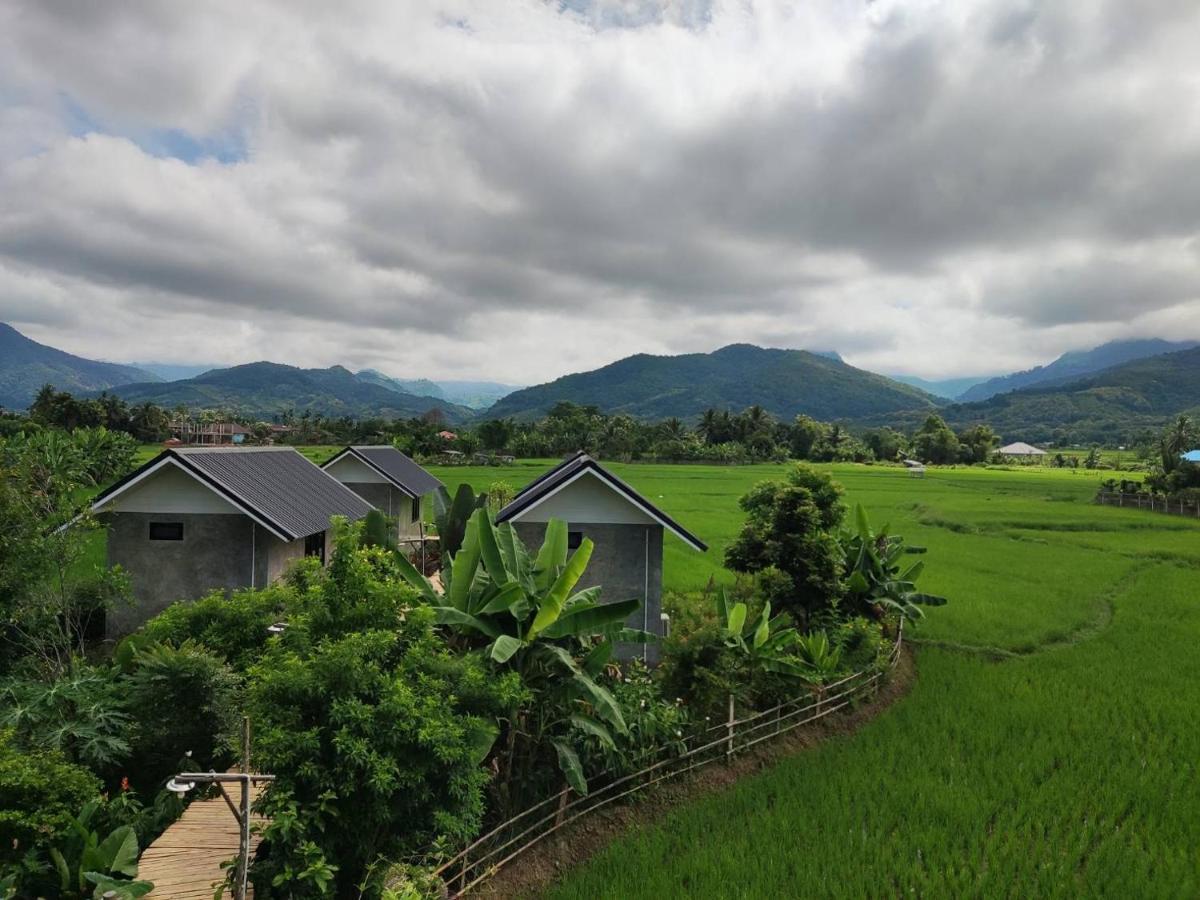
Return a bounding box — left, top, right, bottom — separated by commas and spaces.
726, 694, 735, 760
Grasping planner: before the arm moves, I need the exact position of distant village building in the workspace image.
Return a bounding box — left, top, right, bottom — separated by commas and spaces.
321, 446, 442, 540
89, 447, 372, 636
997, 441, 1047, 458
496, 452, 706, 663
170, 420, 252, 445
438, 430, 458, 441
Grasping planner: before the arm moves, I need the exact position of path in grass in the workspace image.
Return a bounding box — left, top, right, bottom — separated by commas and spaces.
428, 461, 1200, 898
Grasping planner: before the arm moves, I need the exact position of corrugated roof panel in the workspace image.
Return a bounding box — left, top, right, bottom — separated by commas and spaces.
344, 446, 443, 497
176, 448, 373, 539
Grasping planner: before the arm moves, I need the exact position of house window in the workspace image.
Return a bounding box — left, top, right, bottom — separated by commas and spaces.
568, 530, 584, 550
305, 531, 326, 564
411, 496, 421, 522
149, 522, 184, 541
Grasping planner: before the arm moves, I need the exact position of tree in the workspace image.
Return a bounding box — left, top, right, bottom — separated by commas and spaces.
789, 415, 829, 460
912, 415, 960, 465
956, 424, 998, 464
477, 418, 512, 452
1160, 414, 1196, 472
724, 466, 846, 625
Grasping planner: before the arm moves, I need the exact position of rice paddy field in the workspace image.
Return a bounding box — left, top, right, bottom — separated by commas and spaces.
421, 459, 1200, 899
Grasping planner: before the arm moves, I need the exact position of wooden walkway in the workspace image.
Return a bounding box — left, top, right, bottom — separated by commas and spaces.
139, 777, 267, 898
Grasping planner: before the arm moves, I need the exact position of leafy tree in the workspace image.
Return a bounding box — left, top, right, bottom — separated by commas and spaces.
725, 466, 846, 625
476, 418, 512, 451
862, 427, 906, 462
841, 505, 947, 622
912, 414, 960, 464
956, 424, 998, 464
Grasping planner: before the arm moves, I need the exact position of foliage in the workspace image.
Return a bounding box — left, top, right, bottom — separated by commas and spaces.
0, 729, 100, 874
912, 414, 960, 465
0, 667, 131, 772
396, 510, 642, 802
38, 800, 152, 899
133, 582, 296, 671
244, 526, 520, 898
431, 483, 488, 558
841, 504, 948, 622
724, 465, 847, 624
122, 641, 242, 794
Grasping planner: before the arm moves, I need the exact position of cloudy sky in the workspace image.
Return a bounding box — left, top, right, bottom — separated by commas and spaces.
2, 0, 1199, 384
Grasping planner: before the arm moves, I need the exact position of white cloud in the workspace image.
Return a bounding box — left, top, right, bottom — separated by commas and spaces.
1, 0, 1200, 384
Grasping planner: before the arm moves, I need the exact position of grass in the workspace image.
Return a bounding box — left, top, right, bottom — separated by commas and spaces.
418, 459, 1199, 897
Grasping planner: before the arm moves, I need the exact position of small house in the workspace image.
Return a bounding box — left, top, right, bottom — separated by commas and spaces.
90, 447, 373, 636
321, 446, 443, 540
998, 441, 1047, 458
496, 452, 706, 663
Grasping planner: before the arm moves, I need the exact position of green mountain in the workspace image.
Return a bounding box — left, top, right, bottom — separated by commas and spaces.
933, 346, 1200, 444
958, 339, 1198, 402
484, 344, 938, 422
106, 362, 471, 422
0, 323, 159, 410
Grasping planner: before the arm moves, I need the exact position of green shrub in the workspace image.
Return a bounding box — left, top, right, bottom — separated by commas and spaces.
135, 583, 296, 671
830, 616, 892, 673
0, 728, 100, 873
124, 641, 242, 794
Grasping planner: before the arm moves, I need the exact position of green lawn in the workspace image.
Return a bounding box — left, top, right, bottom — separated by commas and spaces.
421, 460, 1199, 898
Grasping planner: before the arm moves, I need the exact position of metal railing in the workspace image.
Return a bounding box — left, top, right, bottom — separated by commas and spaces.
401, 623, 904, 896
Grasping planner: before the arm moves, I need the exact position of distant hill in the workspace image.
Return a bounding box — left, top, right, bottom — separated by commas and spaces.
105, 362, 471, 422
356, 370, 520, 410
0, 323, 159, 410
889, 374, 987, 401
484, 344, 938, 422
958, 339, 1199, 402
130, 362, 222, 382
934, 346, 1200, 444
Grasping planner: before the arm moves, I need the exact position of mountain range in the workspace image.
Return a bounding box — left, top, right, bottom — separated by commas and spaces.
956, 339, 1199, 402
0, 323, 159, 409
104, 362, 471, 422
4, 321, 1200, 442
486, 344, 939, 422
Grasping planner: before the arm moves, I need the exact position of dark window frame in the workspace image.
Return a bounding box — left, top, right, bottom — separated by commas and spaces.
149, 522, 184, 541
567, 530, 584, 550
411, 496, 421, 522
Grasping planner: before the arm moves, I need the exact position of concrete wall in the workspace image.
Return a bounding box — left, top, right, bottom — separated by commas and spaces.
340, 482, 423, 537
107, 512, 254, 637
511, 472, 655, 525
513, 521, 663, 664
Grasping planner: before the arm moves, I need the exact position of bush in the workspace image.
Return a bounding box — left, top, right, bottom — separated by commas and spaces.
249, 623, 515, 898
830, 616, 892, 673
0, 728, 100, 873
123, 641, 242, 794
135, 583, 297, 672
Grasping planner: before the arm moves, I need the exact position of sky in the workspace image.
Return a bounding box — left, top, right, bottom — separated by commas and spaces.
1, 0, 1199, 384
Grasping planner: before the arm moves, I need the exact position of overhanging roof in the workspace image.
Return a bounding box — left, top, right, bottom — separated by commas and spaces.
321, 445, 443, 498
91, 448, 374, 542
496, 452, 707, 552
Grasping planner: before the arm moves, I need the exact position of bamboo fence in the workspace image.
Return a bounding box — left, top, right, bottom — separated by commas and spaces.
397, 623, 904, 896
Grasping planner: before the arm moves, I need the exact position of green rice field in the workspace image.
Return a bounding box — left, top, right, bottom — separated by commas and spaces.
420, 460, 1199, 898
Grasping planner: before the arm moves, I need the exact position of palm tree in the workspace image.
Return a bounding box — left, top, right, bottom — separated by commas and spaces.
1161, 415, 1196, 471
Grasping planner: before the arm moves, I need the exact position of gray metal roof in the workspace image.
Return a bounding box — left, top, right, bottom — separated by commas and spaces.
322, 446, 443, 498
92, 447, 374, 541
496, 452, 707, 552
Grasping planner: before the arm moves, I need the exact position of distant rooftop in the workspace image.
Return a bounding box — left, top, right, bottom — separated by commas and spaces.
321, 446, 443, 498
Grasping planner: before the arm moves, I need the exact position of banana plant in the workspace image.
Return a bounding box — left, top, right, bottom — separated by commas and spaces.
715, 589, 805, 677
392, 509, 649, 796
46, 800, 154, 899
841, 504, 948, 621
431, 483, 489, 558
